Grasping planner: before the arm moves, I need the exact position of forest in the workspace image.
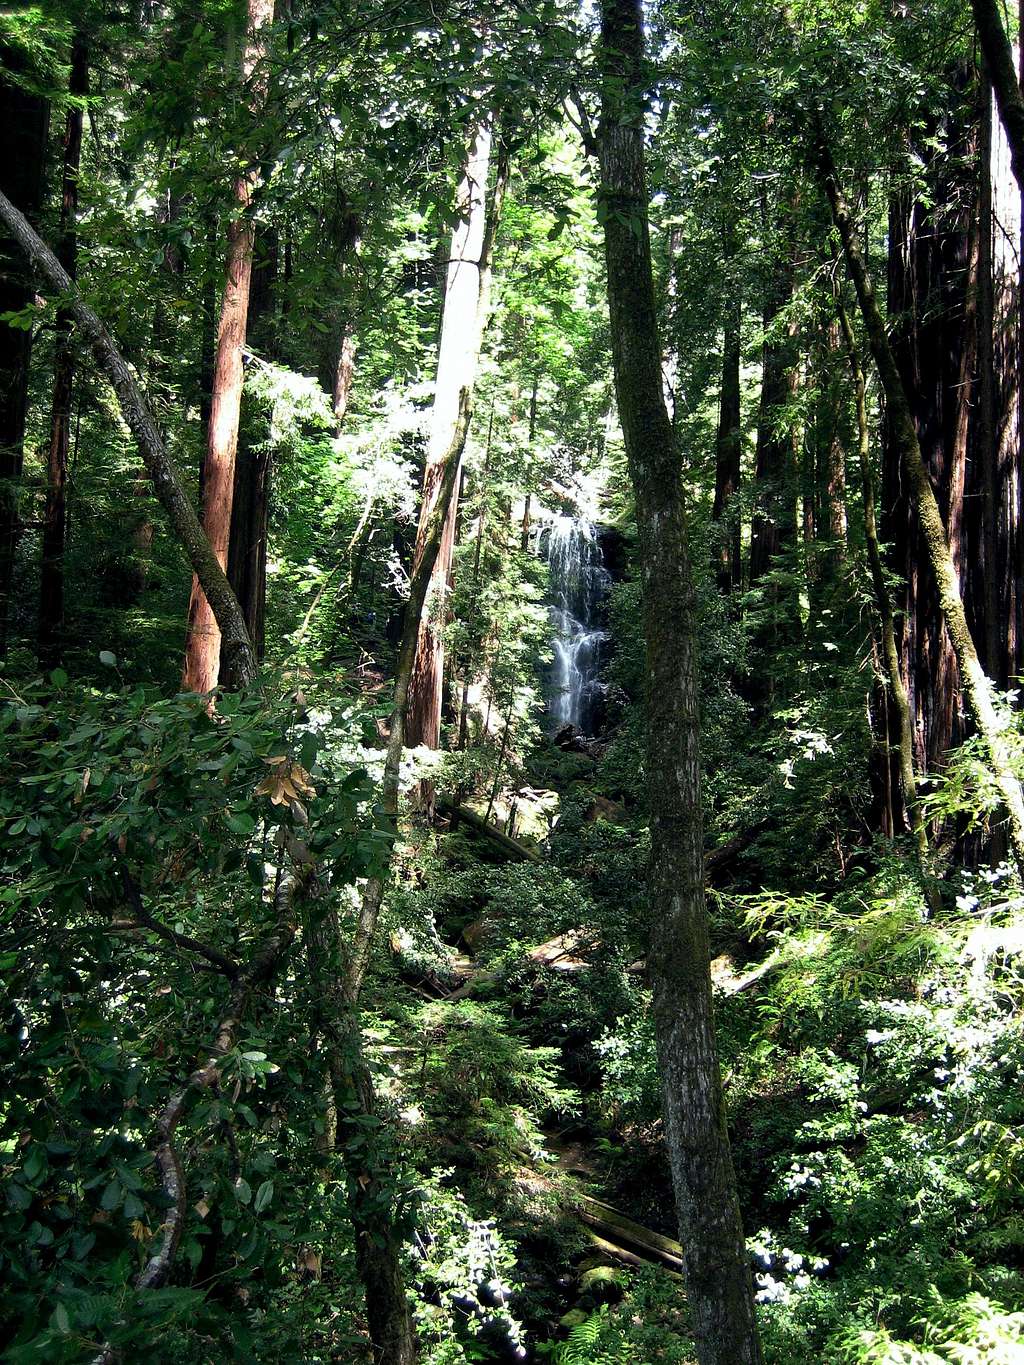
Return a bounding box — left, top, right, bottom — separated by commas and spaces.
4, 0, 1024, 1360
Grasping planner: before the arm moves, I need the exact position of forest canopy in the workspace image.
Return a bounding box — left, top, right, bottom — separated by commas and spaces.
3, 0, 1024, 1362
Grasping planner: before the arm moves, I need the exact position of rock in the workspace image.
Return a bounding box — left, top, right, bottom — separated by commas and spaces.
559, 1308, 589, 1331
579, 1264, 626, 1304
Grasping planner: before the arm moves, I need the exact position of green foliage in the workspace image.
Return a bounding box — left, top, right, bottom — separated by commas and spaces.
539, 1268, 692, 1364
397, 999, 579, 1176
0, 673, 386, 1359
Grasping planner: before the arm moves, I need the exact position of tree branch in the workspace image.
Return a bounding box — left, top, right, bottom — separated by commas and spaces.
117, 868, 239, 980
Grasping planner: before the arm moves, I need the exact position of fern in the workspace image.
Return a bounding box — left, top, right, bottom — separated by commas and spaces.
552, 1309, 625, 1365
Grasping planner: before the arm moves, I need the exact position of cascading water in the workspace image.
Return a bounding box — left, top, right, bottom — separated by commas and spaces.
532, 514, 611, 736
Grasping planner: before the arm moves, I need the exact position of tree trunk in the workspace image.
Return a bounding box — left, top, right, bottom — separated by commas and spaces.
227, 227, 277, 659
181, 0, 273, 695
405, 124, 507, 753
0, 48, 49, 654
332, 319, 357, 428
39, 33, 88, 669
834, 286, 934, 894
883, 93, 979, 774
971, 0, 1024, 190
712, 233, 742, 591
0, 190, 256, 687
749, 231, 798, 588
818, 126, 1024, 875
992, 44, 1024, 688
978, 72, 1004, 683
227, 443, 270, 656
597, 4, 763, 1362
456, 405, 494, 753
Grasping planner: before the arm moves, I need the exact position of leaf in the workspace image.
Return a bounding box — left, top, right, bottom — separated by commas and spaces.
234, 1177, 252, 1206
100, 1178, 122, 1211
123, 1191, 144, 1219
255, 759, 316, 808
254, 1179, 274, 1213
98, 650, 117, 667
54, 1303, 70, 1334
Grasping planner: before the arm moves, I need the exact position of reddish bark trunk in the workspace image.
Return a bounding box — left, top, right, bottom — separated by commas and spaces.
182, 0, 273, 695
884, 87, 978, 771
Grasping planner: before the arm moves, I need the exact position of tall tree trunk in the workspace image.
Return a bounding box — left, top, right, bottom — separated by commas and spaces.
0, 190, 257, 687
971, 0, 1024, 189
227, 228, 276, 659
834, 287, 935, 895
597, 4, 763, 1362
819, 319, 848, 559
181, 0, 273, 695
818, 126, 1024, 875
712, 221, 742, 591
883, 90, 980, 774
39, 33, 88, 669
749, 231, 798, 588
405, 124, 507, 754
0, 49, 49, 654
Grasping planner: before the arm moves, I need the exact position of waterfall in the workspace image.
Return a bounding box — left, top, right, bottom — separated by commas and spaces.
533, 514, 610, 736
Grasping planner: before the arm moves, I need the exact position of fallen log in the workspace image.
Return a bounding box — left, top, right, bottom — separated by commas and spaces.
437, 798, 543, 862
577, 1193, 684, 1271
582, 1228, 683, 1280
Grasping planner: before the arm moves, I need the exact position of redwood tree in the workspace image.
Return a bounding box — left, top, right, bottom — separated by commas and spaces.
818, 125, 1024, 876
181, 0, 273, 695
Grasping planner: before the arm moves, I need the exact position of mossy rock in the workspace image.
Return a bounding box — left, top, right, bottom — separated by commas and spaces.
578, 1264, 626, 1304
559, 1308, 590, 1331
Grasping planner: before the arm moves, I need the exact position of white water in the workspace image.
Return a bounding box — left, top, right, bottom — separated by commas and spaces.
532, 515, 610, 735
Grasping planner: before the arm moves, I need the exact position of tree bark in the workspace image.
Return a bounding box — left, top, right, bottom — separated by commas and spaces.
833, 286, 934, 894
39, 33, 88, 669
971, 0, 1024, 190
0, 189, 257, 688
227, 228, 277, 660
0, 48, 49, 655
405, 124, 507, 754
597, 4, 763, 1362
303, 901, 417, 1365
818, 127, 1024, 875
182, 0, 273, 695
332, 318, 357, 428
884, 110, 976, 773
348, 391, 471, 1003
